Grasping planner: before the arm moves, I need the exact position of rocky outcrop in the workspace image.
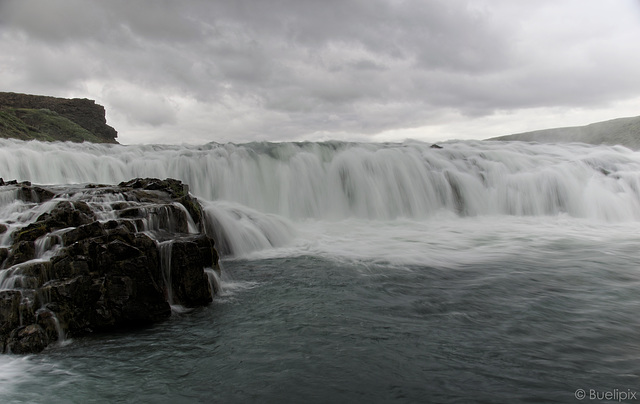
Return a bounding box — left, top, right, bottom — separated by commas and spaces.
0, 178, 219, 353
0, 92, 118, 143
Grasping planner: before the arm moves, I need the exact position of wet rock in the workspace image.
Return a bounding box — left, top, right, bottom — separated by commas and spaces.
169, 239, 214, 307
13, 223, 49, 244
8, 324, 49, 354
192, 234, 219, 269
38, 200, 96, 229
14, 261, 52, 288
119, 178, 203, 231
3, 240, 36, 267
0, 248, 8, 266
61, 221, 106, 246
0, 178, 220, 353
0, 291, 22, 350
36, 308, 64, 343
16, 186, 55, 203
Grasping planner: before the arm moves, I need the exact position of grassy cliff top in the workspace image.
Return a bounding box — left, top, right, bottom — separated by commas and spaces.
0, 92, 118, 144
0, 107, 110, 143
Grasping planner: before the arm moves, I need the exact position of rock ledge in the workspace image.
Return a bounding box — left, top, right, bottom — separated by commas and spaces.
0, 178, 219, 353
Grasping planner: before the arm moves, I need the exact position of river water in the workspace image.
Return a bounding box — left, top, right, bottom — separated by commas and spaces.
1, 139, 639, 403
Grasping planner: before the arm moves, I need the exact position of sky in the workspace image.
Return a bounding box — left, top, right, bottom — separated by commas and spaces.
1, 0, 639, 145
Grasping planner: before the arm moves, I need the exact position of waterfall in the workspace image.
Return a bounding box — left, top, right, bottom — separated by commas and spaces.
2, 138, 640, 259
200, 201, 296, 256
204, 268, 222, 295
156, 239, 195, 314
35, 308, 67, 345
34, 231, 64, 259
158, 240, 175, 306
1, 138, 638, 222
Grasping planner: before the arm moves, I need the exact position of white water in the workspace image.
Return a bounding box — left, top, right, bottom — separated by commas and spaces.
2, 139, 639, 220
158, 241, 175, 305
1, 138, 640, 263
236, 214, 640, 269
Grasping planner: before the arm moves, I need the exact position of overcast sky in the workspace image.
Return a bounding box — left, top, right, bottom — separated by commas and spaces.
1, 0, 639, 145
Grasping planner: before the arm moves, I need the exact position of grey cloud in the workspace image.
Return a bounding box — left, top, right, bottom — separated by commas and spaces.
0, 0, 205, 43
1, 0, 639, 143
104, 87, 178, 127
0, 0, 110, 42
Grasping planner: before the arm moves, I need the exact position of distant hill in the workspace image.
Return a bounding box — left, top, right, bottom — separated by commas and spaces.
487, 115, 640, 150
0, 92, 118, 144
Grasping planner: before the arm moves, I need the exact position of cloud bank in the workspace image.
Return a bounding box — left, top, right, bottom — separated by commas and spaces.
1, 0, 639, 144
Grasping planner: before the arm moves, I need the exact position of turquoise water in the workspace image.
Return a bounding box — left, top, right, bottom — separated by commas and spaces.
3, 241, 640, 403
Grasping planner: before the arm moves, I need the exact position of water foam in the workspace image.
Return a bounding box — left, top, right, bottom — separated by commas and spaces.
2, 138, 640, 259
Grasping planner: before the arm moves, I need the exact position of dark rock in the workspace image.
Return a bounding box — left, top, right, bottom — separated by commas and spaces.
119, 178, 188, 199
4, 240, 36, 267
13, 222, 49, 244
0, 178, 219, 353
39, 276, 99, 335
0, 248, 8, 265
27, 200, 95, 238
36, 308, 63, 343
17, 185, 55, 203
0, 291, 22, 351
0, 261, 46, 290
50, 246, 92, 280
169, 239, 213, 307
61, 221, 106, 245
192, 234, 219, 269
118, 178, 204, 231
118, 207, 143, 218
0, 224, 6, 234
47, 201, 96, 228
8, 324, 48, 354
104, 222, 136, 244
14, 261, 52, 288
430, 144, 443, 149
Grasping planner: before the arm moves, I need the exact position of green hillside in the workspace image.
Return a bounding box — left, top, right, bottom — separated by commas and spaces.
488, 115, 640, 150
0, 107, 107, 143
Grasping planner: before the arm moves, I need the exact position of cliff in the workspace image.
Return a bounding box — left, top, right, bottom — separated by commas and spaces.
488, 115, 640, 150
0, 92, 118, 144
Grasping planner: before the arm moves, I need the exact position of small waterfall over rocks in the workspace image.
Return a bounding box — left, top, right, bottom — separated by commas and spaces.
0, 178, 220, 354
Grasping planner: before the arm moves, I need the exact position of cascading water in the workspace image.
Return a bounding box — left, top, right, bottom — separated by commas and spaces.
204, 267, 222, 295
2, 138, 639, 258
1, 139, 639, 221
158, 240, 175, 306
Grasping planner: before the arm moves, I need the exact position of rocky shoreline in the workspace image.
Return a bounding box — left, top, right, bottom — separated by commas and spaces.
0, 178, 219, 354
